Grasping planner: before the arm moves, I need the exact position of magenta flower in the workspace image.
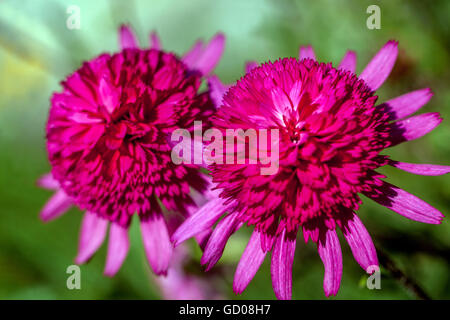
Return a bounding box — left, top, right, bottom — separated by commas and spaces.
38, 25, 225, 276
172, 41, 449, 299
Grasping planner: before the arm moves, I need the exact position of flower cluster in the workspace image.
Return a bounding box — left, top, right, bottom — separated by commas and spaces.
39, 25, 448, 299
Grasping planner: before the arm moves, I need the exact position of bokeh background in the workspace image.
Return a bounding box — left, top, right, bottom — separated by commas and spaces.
0, 0, 449, 300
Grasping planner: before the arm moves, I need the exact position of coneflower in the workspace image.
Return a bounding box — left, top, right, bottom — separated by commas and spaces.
38, 25, 225, 276
172, 41, 449, 299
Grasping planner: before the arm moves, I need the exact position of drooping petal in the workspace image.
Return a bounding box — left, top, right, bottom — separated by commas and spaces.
149, 31, 161, 50
201, 213, 243, 271
118, 25, 138, 49
40, 189, 73, 222
104, 223, 130, 277
364, 181, 444, 224
389, 160, 450, 176
299, 45, 316, 60
317, 229, 342, 297
387, 113, 442, 146
378, 88, 433, 121
208, 75, 229, 107
270, 229, 297, 300
75, 211, 108, 264
233, 230, 267, 294
360, 40, 398, 91
245, 61, 258, 73
140, 214, 173, 275
338, 50, 357, 73
192, 33, 225, 75
171, 197, 228, 246
341, 214, 378, 272
37, 173, 59, 190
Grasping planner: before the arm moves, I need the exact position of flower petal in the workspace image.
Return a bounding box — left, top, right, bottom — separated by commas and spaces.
193, 33, 225, 75
364, 181, 444, 224
233, 230, 267, 294
341, 214, 378, 271
245, 61, 258, 73
299, 45, 316, 60
37, 173, 59, 190
171, 197, 228, 247
40, 189, 72, 222
104, 223, 130, 277
338, 50, 357, 73
75, 211, 108, 264
389, 160, 450, 176
201, 213, 242, 271
360, 40, 398, 91
378, 88, 433, 121
140, 214, 173, 275
207, 75, 229, 107
149, 31, 161, 50
118, 25, 138, 49
182, 40, 204, 68
387, 113, 442, 147
270, 229, 297, 300
317, 229, 342, 297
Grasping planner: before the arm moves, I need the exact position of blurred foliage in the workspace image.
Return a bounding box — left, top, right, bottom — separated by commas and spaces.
0, 0, 449, 300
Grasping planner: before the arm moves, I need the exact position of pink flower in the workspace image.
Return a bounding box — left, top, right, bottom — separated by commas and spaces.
38, 25, 225, 276
172, 41, 449, 299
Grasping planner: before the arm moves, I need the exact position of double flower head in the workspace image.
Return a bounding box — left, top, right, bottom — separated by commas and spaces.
39, 25, 449, 299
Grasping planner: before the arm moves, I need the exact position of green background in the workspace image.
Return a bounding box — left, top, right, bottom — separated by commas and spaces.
0, 0, 449, 299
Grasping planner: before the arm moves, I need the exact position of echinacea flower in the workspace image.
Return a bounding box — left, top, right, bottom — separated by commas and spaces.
172, 41, 449, 299
38, 25, 225, 276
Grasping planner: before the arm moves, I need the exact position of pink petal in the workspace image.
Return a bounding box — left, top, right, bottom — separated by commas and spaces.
40, 189, 72, 222
207, 75, 229, 107
317, 229, 342, 297
193, 33, 226, 75
388, 113, 442, 146
378, 88, 433, 121
37, 173, 59, 190
364, 181, 444, 224
194, 229, 213, 251
270, 229, 296, 300
149, 31, 161, 50
341, 214, 378, 272
75, 211, 108, 264
233, 230, 267, 294
389, 160, 450, 176
182, 40, 204, 68
245, 61, 258, 73
104, 223, 130, 277
360, 40, 398, 91
299, 45, 316, 60
118, 25, 138, 49
171, 197, 228, 247
338, 50, 357, 73
99, 77, 119, 114
201, 213, 242, 271
140, 215, 173, 275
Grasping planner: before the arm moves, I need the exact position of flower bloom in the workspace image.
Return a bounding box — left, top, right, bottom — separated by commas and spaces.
38, 25, 225, 276
172, 41, 449, 298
